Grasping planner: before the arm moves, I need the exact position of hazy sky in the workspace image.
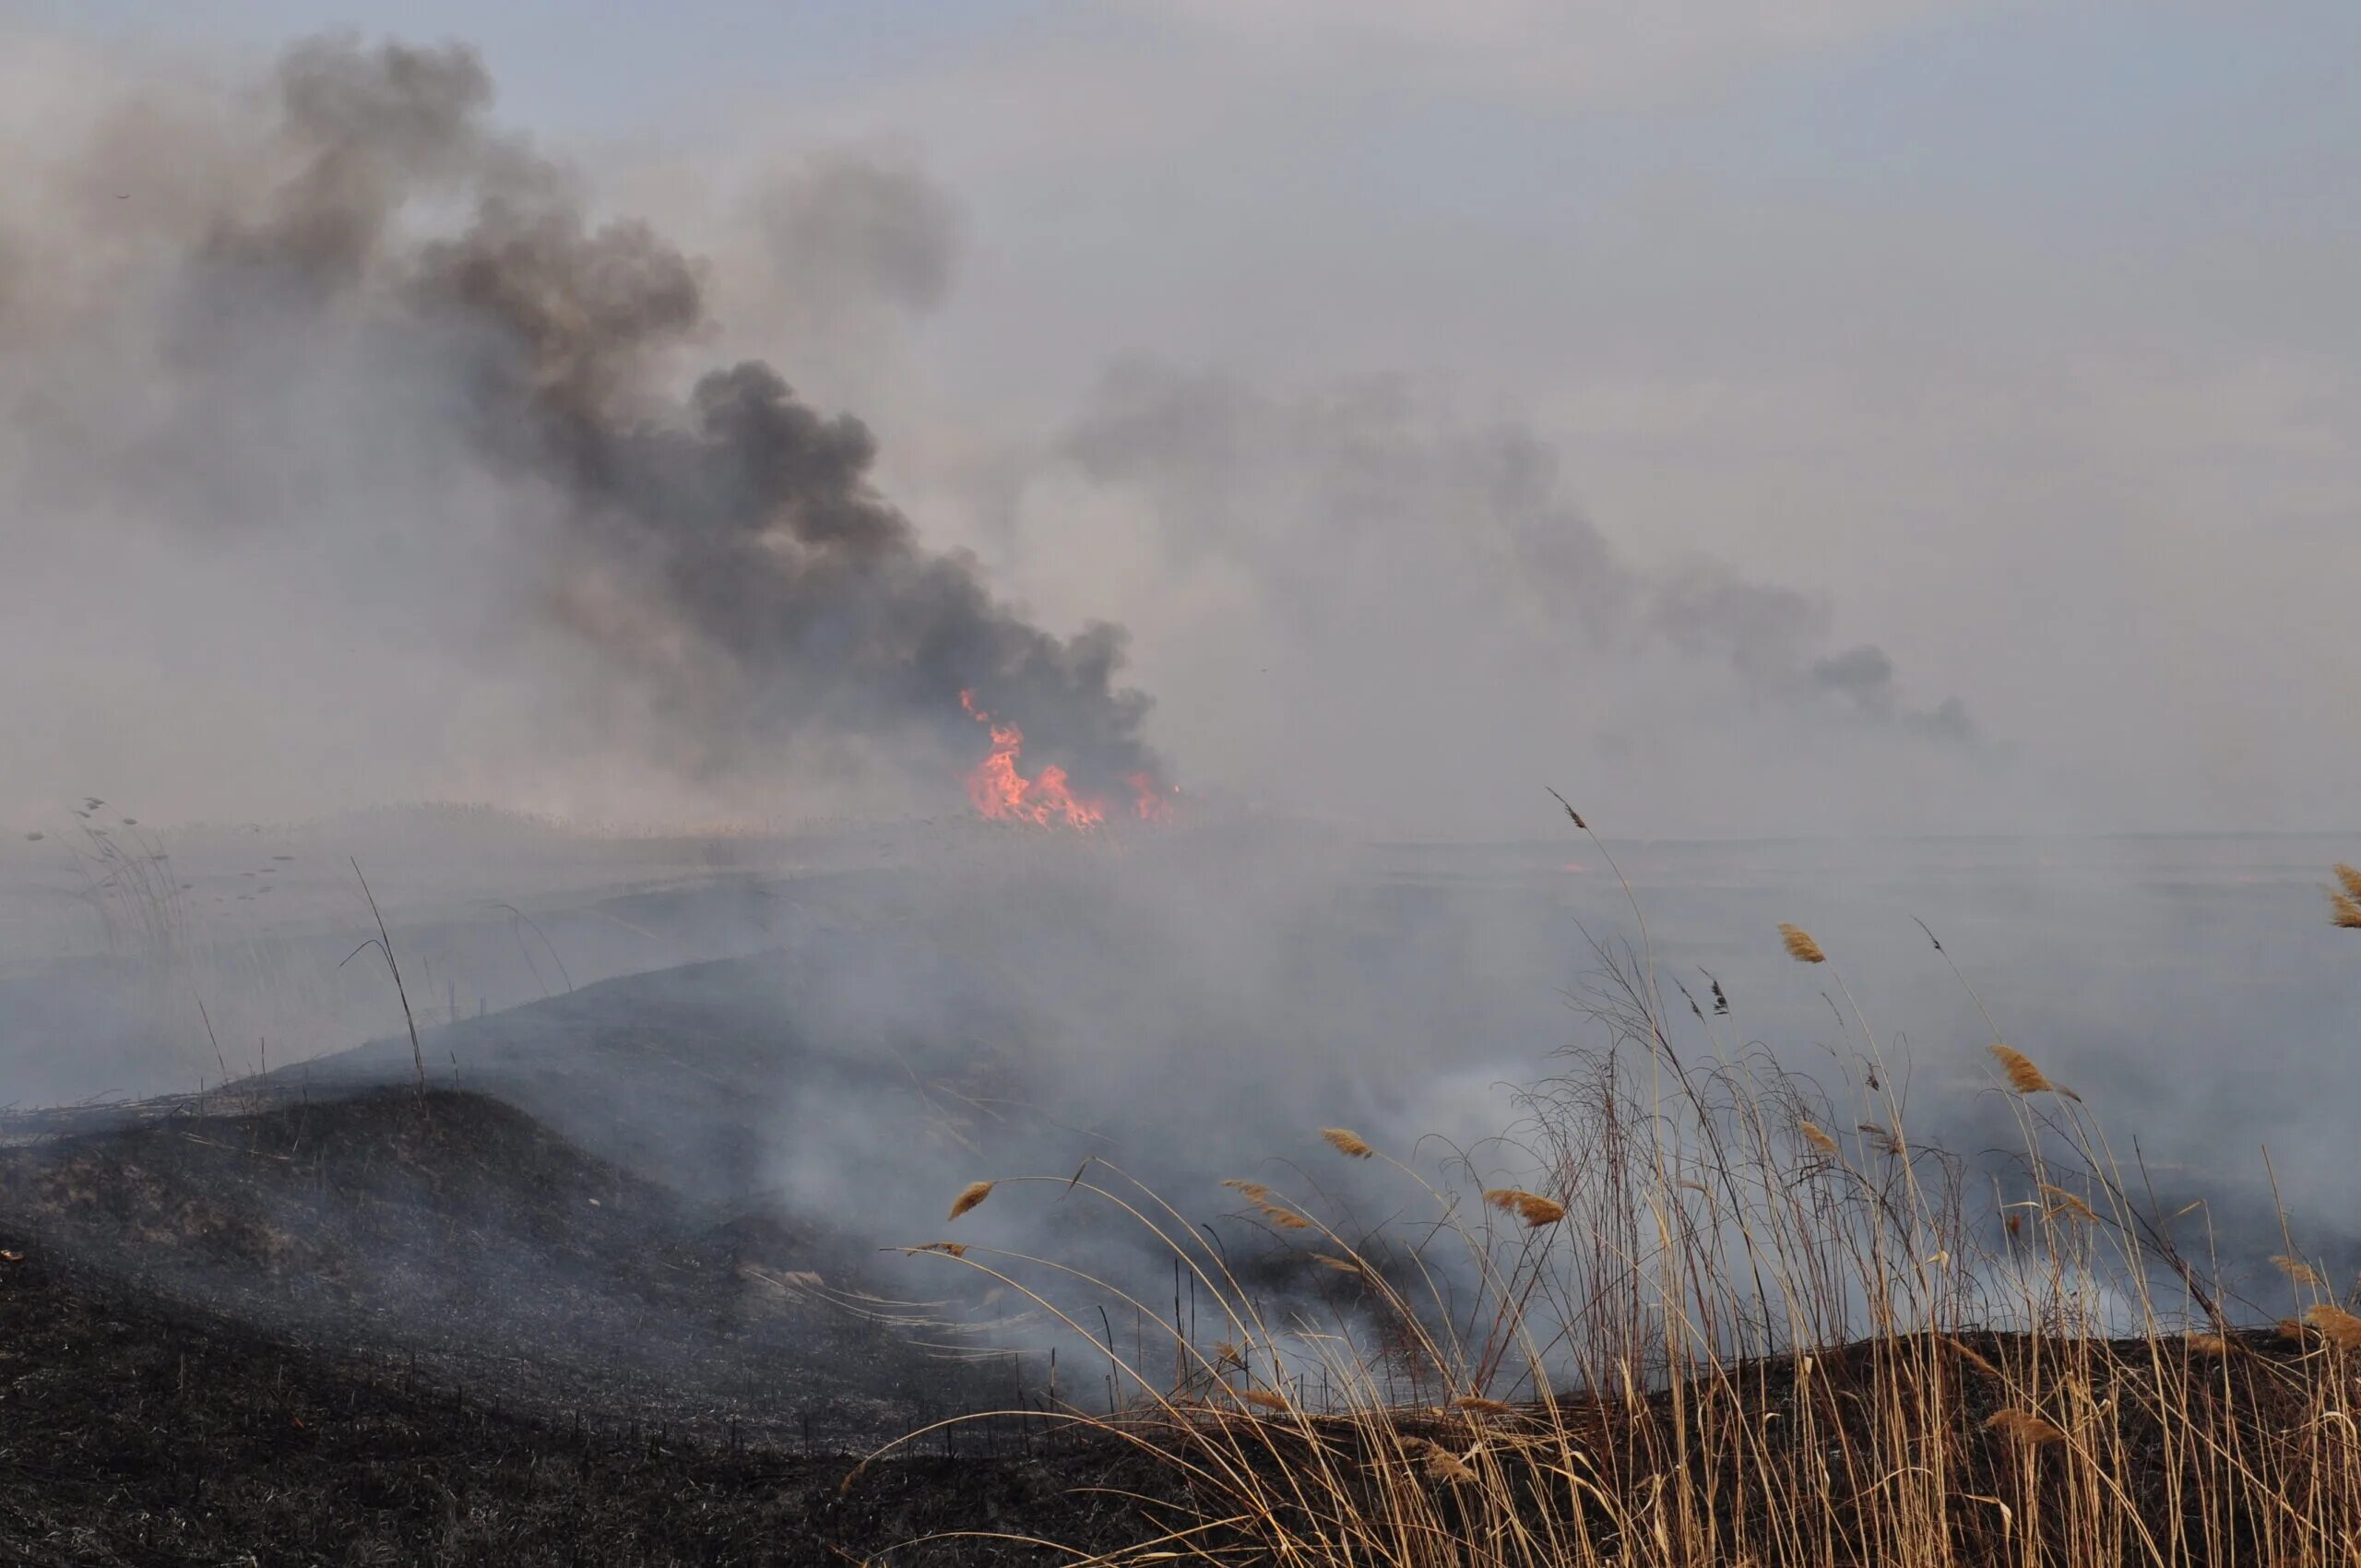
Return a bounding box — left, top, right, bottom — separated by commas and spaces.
3, 2, 2356, 837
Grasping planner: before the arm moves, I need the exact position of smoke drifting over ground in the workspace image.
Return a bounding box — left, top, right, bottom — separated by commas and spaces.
0, 36, 1155, 825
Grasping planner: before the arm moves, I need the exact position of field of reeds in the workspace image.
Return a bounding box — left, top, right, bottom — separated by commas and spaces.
885, 849, 2361, 1565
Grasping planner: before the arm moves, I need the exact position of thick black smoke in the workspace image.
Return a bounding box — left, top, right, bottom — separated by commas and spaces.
108, 38, 1164, 804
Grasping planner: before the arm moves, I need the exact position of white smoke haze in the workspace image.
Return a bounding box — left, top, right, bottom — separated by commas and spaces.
0, 12, 2356, 1409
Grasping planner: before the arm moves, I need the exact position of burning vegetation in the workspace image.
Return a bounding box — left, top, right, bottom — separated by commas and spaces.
958, 691, 1172, 828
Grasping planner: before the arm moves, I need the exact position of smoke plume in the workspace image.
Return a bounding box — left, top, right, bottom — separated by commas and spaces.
0, 36, 1157, 820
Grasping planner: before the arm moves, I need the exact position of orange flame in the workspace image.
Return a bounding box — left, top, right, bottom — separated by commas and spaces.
958, 690, 1109, 828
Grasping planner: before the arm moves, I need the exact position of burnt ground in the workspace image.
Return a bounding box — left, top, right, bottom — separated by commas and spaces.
0, 1089, 1022, 1453
0, 1083, 2344, 1564
0, 1225, 1194, 1566
0, 1088, 1205, 1564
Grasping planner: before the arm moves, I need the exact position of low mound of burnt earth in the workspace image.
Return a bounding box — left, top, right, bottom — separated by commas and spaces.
0, 1230, 1192, 1566
0, 1089, 1015, 1452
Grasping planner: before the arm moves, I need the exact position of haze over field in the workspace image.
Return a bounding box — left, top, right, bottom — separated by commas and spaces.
0, 2, 2355, 1368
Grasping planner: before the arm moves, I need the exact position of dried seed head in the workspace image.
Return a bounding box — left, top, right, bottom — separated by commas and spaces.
1321, 1127, 1374, 1159
2307, 1304, 2361, 1351
911, 1240, 968, 1258
2040, 1183, 2097, 1224
1221, 1179, 1271, 1204
2335, 864, 2361, 901
1986, 1408, 2067, 1447
1311, 1253, 1359, 1273
1453, 1396, 1515, 1415
2331, 890, 2361, 931
1424, 1445, 1478, 1483
1778, 923, 1826, 964
1237, 1387, 1289, 1413
1856, 1123, 1902, 1157
1212, 1340, 1242, 1366
947, 1181, 995, 1222
2187, 1334, 2230, 1357
1256, 1201, 1312, 1230
1798, 1122, 1840, 1157
1988, 1043, 2055, 1096
1483, 1188, 1567, 1227
2272, 1254, 2324, 1288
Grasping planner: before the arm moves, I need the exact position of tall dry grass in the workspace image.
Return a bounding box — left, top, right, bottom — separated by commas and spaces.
875, 845, 2361, 1565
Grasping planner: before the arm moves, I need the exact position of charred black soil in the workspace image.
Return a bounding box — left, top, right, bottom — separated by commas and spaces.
0, 1226, 1195, 1565
0, 1087, 1207, 1564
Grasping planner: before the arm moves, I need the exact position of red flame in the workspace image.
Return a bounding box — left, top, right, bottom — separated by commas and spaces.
957, 692, 1176, 828
957, 690, 1103, 827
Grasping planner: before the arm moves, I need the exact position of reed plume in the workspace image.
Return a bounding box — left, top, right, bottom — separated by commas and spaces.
2330, 890, 2361, 930
2335, 863, 2361, 900
1423, 1445, 1478, 1484
1989, 1042, 2055, 1095
1221, 1179, 1271, 1204
2040, 1184, 2097, 1224
2306, 1304, 2361, 1350
1453, 1396, 1516, 1415
1798, 1121, 1840, 1157
1483, 1188, 1567, 1227
2272, 1254, 2323, 1288
1321, 1127, 1375, 1158
947, 1181, 995, 1221
1777, 922, 1826, 964
1237, 1387, 1289, 1413
1986, 1408, 2068, 1447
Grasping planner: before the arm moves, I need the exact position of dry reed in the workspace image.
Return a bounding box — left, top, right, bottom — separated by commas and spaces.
1777, 922, 1826, 963
1988, 1042, 2055, 1095
1481, 1188, 1567, 1227
946, 1181, 994, 1221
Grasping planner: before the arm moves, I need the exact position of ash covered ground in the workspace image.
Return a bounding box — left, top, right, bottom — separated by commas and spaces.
2, 820, 2357, 1561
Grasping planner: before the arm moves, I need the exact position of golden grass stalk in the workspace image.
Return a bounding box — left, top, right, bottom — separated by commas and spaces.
1311, 1253, 1359, 1273
1798, 1121, 1840, 1157
1236, 1387, 1289, 1413
2335, 863, 2361, 901
1777, 922, 1826, 964
1989, 1043, 2055, 1095
947, 1180, 995, 1222
1220, 1179, 1271, 1204
1483, 1188, 1568, 1227
1321, 1126, 1375, 1158
1942, 1336, 2001, 1378
2330, 890, 2361, 931
1453, 1396, 1516, 1415
2306, 1304, 2361, 1350
1256, 1201, 1312, 1230
1986, 1408, 2068, 1447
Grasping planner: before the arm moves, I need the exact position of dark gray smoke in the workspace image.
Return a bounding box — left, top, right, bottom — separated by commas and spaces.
18, 37, 1159, 809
